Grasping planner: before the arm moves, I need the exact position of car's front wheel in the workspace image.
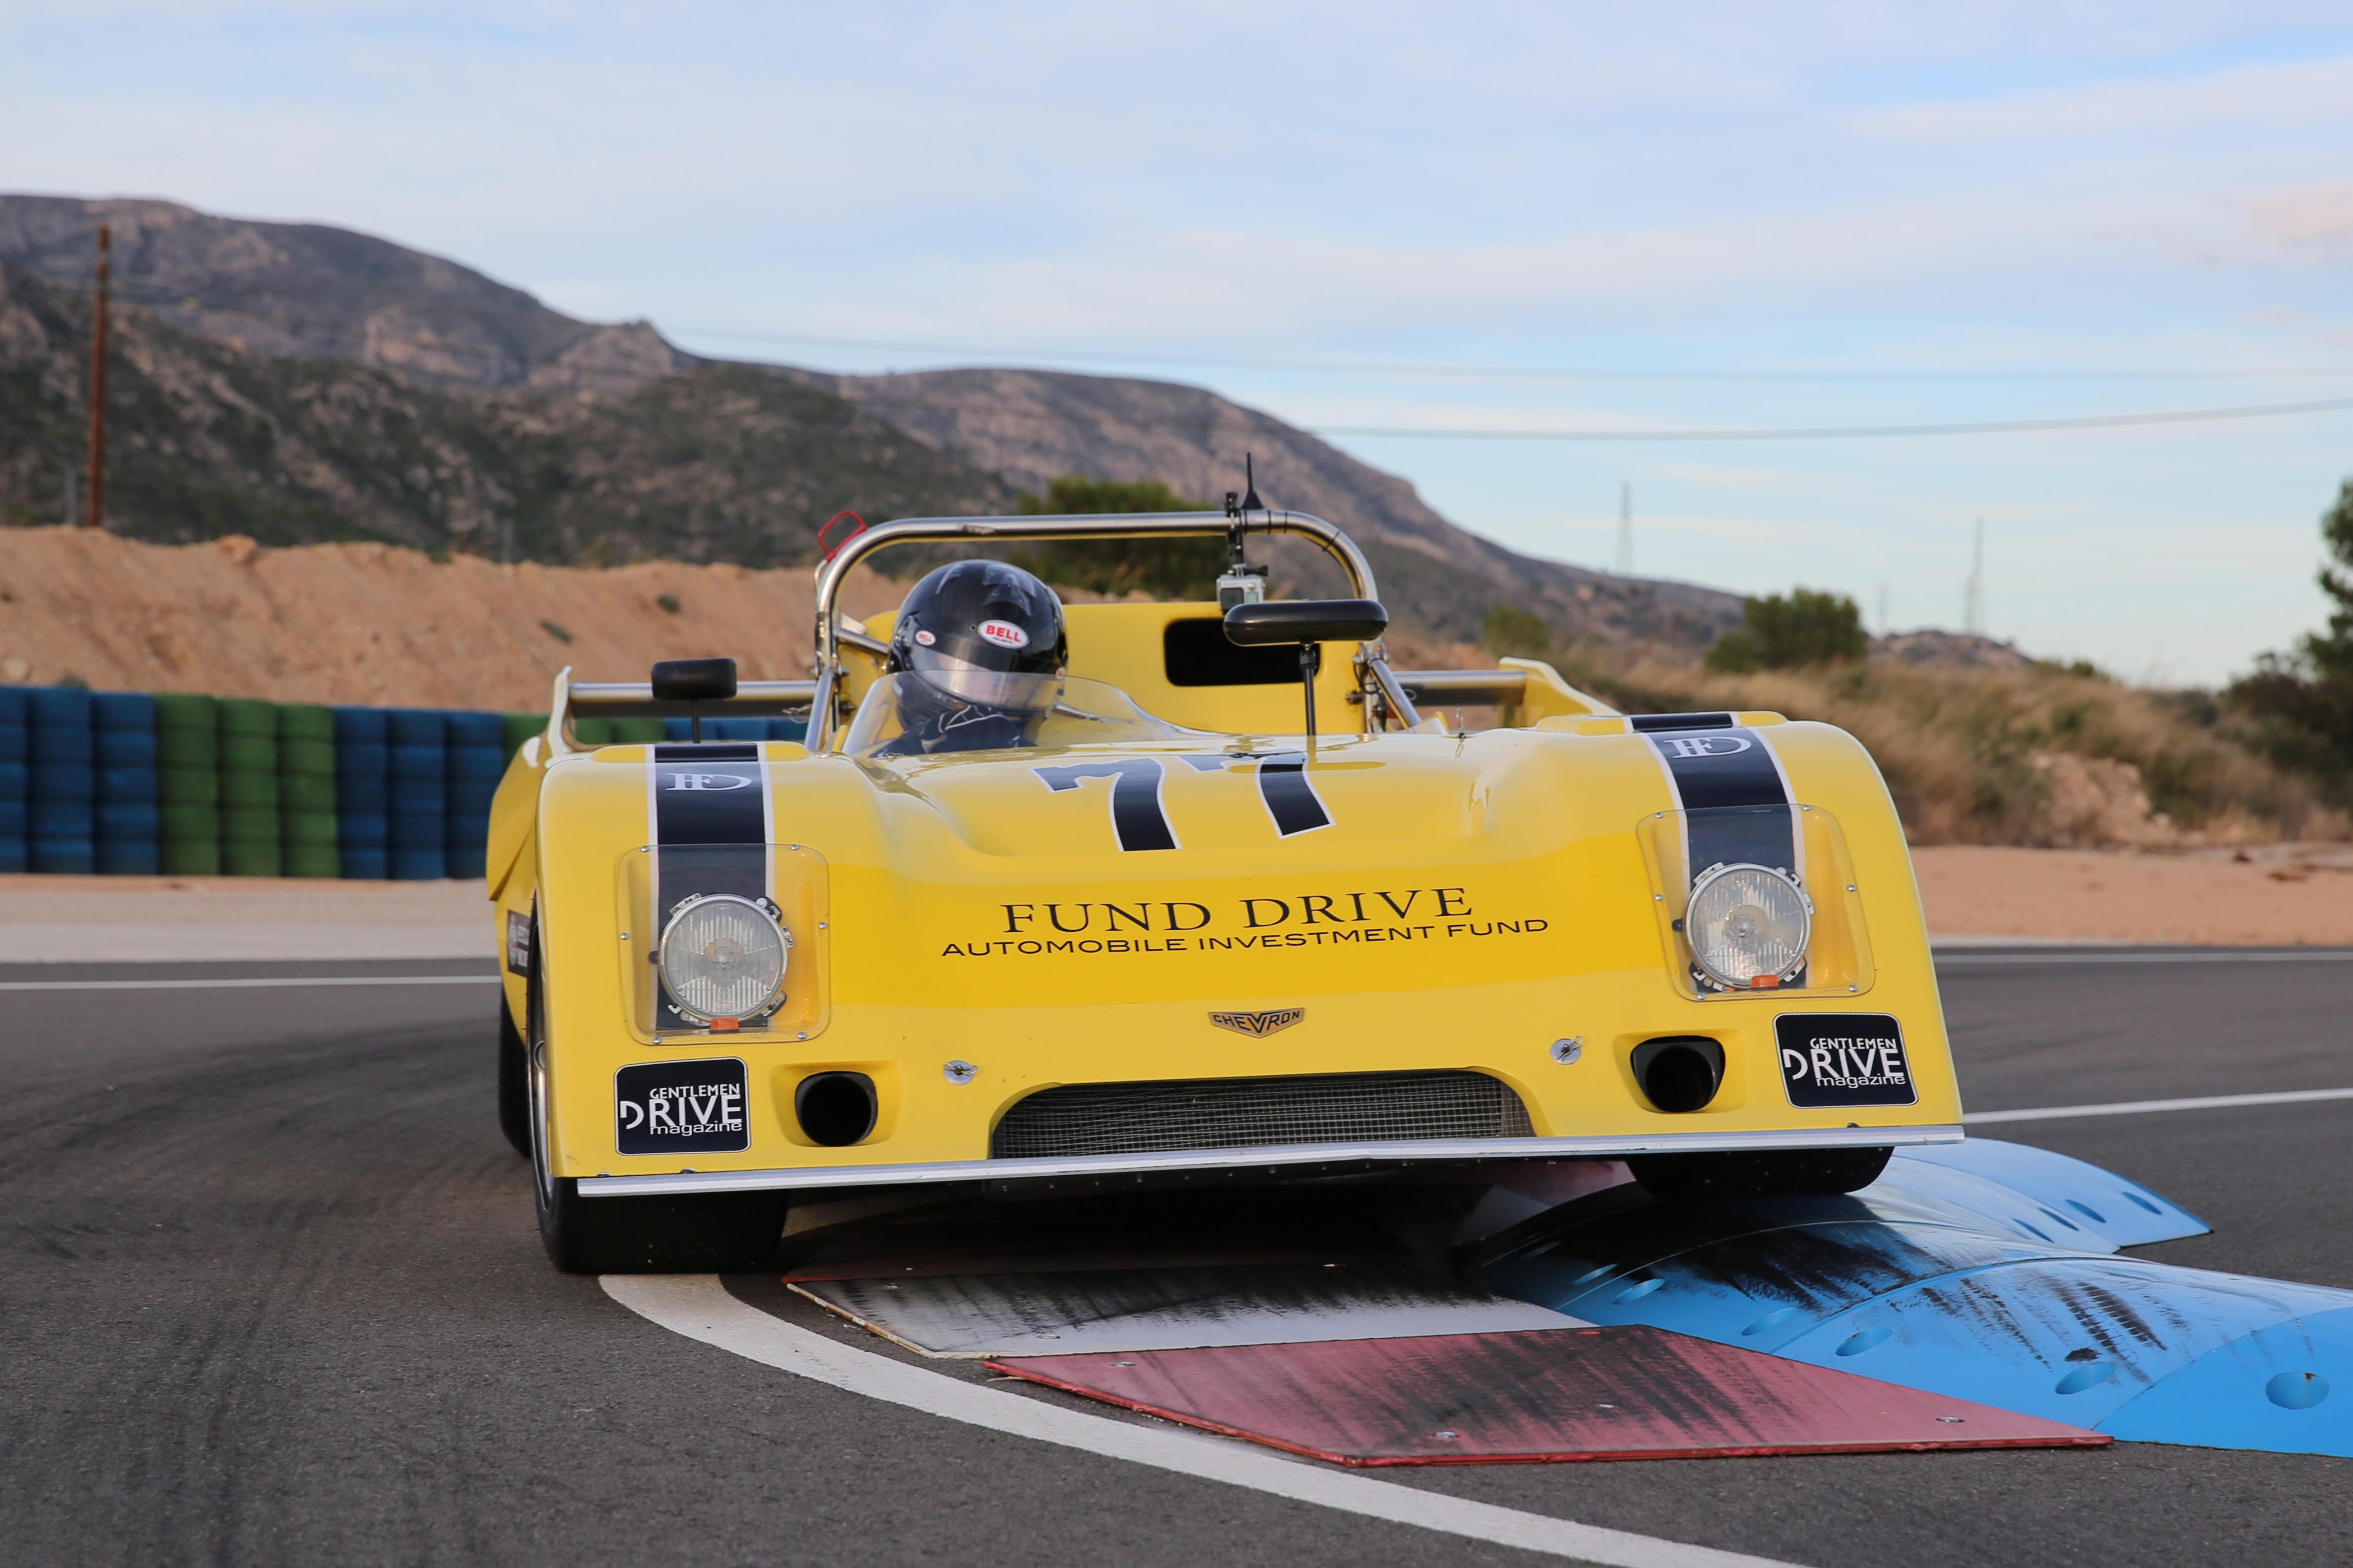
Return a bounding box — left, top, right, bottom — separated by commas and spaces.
525, 920, 789, 1274
497, 1003, 531, 1158
1628, 1145, 1892, 1203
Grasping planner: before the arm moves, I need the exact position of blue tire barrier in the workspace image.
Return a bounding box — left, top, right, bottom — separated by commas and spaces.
97, 766, 159, 803
388, 709, 444, 746
334, 706, 390, 744
31, 799, 94, 836
390, 846, 447, 880
31, 762, 95, 800
444, 813, 491, 880
446, 710, 503, 746
31, 724, 94, 766
389, 776, 444, 813
98, 801, 160, 838
95, 839, 160, 875
389, 808, 445, 851
340, 847, 389, 880
0, 837, 24, 873
28, 687, 91, 727
447, 743, 505, 781
0, 798, 22, 837
336, 772, 390, 814
95, 727, 158, 767
0, 723, 26, 763
30, 838, 94, 874
0, 687, 25, 725
337, 813, 390, 849
92, 690, 155, 731
390, 744, 444, 782
0, 762, 25, 800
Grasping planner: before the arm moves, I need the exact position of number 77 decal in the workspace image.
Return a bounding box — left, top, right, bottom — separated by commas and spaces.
1183, 751, 1332, 837
1033, 758, 1179, 851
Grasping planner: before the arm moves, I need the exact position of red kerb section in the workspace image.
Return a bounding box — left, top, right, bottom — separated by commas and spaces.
988, 1326, 2109, 1465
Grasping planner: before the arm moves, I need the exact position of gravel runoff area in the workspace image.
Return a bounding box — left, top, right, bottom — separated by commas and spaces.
0, 842, 2345, 962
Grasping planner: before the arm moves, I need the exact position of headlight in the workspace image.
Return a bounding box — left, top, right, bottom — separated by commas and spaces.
659, 893, 791, 1023
1686, 862, 1810, 990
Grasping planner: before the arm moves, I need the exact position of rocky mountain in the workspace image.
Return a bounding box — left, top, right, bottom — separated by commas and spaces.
0, 193, 1741, 649
0, 265, 1011, 562
784, 367, 1741, 647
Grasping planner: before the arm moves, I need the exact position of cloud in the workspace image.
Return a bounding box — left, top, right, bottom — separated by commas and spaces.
2238, 179, 2353, 261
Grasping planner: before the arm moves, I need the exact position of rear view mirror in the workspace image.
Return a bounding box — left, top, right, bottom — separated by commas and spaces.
651, 658, 738, 743
1222, 599, 1389, 647
651, 658, 738, 702
1221, 600, 1388, 739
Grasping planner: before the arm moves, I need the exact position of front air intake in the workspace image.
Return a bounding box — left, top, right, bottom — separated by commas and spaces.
989, 1069, 1533, 1160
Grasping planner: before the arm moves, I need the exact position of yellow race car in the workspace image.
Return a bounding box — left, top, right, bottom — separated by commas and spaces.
485, 505, 1961, 1272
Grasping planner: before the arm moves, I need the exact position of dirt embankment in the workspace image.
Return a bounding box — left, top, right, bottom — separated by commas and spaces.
0, 527, 900, 708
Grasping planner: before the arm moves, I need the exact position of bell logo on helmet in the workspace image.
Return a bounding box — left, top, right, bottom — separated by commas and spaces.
977, 619, 1030, 650
913, 628, 936, 646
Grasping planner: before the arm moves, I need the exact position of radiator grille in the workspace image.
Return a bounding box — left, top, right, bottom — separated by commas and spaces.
989, 1069, 1534, 1160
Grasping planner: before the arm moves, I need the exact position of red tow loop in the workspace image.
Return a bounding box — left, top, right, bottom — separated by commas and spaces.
819, 510, 868, 560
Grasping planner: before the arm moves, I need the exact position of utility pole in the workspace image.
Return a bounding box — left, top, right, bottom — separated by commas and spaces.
1614, 483, 1633, 576
1963, 517, 1984, 636
1878, 584, 1890, 636
85, 223, 110, 530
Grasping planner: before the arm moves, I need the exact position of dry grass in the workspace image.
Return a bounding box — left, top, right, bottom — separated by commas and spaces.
1567, 651, 2346, 847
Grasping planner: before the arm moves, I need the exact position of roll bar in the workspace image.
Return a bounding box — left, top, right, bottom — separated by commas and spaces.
805, 509, 1417, 750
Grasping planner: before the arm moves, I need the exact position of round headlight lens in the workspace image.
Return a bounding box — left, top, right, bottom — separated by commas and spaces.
1685, 863, 1810, 989
659, 894, 790, 1022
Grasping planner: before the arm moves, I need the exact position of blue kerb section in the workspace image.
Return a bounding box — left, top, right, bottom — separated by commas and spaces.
1470, 1139, 2353, 1458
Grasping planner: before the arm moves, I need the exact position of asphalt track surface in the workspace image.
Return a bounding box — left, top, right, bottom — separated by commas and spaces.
4, 950, 2350, 1566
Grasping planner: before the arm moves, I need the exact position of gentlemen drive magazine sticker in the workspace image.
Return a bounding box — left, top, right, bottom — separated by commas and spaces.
1775, 1014, 1917, 1108
615, 1057, 751, 1154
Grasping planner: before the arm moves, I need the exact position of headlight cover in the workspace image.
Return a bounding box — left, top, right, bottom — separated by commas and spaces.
1685, 862, 1810, 990
658, 893, 792, 1024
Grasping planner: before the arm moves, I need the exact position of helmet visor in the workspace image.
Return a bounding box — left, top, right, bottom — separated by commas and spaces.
908, 646, 1064, 712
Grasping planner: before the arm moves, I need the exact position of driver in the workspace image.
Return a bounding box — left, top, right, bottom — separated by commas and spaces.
875, 560, 1067, 755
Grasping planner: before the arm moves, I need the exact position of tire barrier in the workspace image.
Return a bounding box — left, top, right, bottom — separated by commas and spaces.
217, 697, 280, 878
0, 686, 25, 874
444, 711, 504, 882
388, 708, 446, 882
154, 693, 220, 876
93, 692, 160, 876
278, 704, 339, 880
334, 706, 391, 882
29, 686, 95, 875
0, 688, 800, 881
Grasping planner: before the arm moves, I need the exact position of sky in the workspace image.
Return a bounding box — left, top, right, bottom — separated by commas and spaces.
6, 2, 2353, 683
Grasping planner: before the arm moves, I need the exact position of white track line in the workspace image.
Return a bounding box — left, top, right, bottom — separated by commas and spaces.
604, 1275, 1800, 1568
1968, 1085, 2353, 1124
1938, 950, 2353, 966
0, 974, 501, 991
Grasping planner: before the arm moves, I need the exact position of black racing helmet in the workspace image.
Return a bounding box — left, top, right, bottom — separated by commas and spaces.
887, 560, 1067, 716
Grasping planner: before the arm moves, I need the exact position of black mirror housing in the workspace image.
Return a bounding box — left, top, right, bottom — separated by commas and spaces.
650, 657, 738, 703
1222, 599, 1388, 647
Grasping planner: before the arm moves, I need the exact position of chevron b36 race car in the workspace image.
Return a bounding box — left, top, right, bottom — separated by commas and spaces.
484, 506, 1961, 1273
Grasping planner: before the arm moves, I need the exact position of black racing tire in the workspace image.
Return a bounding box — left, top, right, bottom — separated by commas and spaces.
497, 1003, 531, 1158
524, 913, 789, 1274
1629, 1145, 1893, 1203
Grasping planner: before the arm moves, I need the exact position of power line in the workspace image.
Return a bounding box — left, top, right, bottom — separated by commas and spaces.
35, 271, 2353, 444
1313, 396, 2353, 443
674, 324, 2353, 386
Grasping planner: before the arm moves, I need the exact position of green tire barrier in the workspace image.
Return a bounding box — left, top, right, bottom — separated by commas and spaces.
218, 699, 280, 878
502, 712, 546, 762
279, 704, 336, 880
16, 688, 734, 880
154, 694, 221, 873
